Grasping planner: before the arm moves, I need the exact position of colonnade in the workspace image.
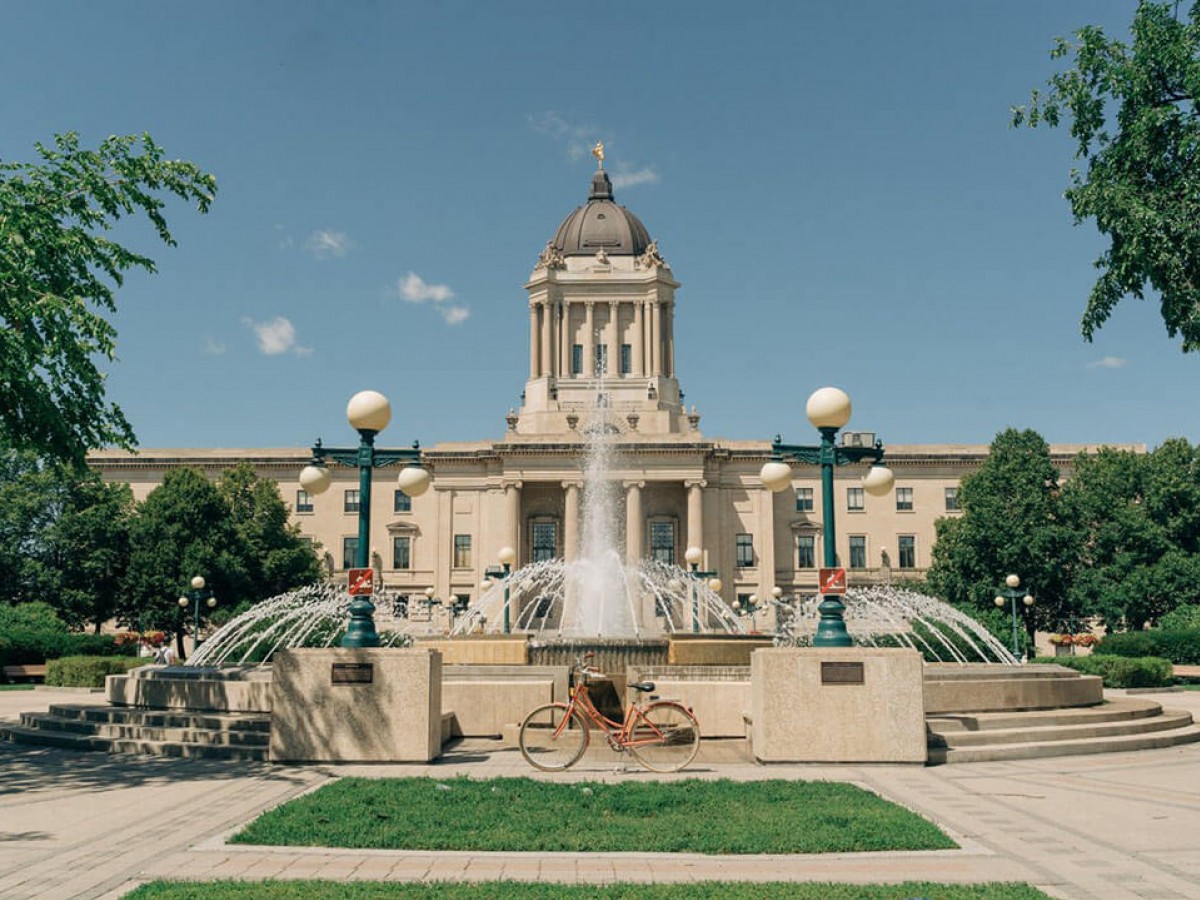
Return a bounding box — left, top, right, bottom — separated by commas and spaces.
528, 298, 673, 380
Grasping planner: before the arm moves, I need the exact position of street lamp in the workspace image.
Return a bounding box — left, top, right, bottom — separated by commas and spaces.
683, 546, 721, 633
994, 574, 1035, 661
299, 390, 430, 648
497, 546, 516, 634
177, 575, 216, 657
760, 386, 894, 647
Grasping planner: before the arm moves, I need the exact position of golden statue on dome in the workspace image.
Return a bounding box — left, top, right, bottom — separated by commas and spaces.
592, 140, 605, 169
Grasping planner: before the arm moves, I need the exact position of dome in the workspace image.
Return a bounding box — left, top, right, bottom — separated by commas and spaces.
550, 169, 652, 257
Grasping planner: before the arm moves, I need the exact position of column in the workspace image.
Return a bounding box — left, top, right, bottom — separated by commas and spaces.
758, 484, 777, 602
563, 482, 580, 561
607, 301, 620, 379
529, 304, 540, 379
633, 301, 645, 376
559, 301, 571, 378
651, 301, 663, 376
540, 302, 552, 376
685, 479, 705, 555
625, 481, 644, 565
584, 301, 595, 376
505, 482, 522, 564
665, 301, 674, 377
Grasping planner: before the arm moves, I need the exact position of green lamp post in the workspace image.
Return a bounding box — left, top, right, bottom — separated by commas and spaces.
177, 575, 216, 658
299, 390, 431, 648
683, 546, 721, 633
994, 574, 1035, 661
760, 386, 894, 647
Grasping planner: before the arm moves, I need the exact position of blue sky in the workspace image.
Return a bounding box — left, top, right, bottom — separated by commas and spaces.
3, 1, 1194, 451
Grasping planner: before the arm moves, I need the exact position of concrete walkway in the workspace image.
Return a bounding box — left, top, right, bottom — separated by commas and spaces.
3, 687, 1200, 899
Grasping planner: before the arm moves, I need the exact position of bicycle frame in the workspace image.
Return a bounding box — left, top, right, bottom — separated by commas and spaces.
562, 673, 673, 752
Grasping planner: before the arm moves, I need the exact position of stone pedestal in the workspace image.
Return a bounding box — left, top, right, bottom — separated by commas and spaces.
270, 648, 442, 762
750, 647, 925, 763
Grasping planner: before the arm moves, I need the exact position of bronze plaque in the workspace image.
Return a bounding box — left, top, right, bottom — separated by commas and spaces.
821, 661, 865, 685
331, 663, 374, 685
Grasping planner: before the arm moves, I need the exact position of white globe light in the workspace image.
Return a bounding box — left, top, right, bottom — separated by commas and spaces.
772, 586, 783, 599
178, 597, 189, 608
748, 594, 758, 604
863, 464, 894, 497
806, 386, 852, 430
684, 546, 703, 566
206, 596, 217, 608
424, 586, 435, 598
397, 466, 431, 497
190, 575, 206, 590
481, 579, 492, 590
994, 596, 1005, 607
299, 464, 332, 495
760, 460, 793, 493
347, 390, 391, 432
708, 578, 723, 593
1023, 594, 1035, 607
1006, 574, 1021, 589
498, 546, 517, 566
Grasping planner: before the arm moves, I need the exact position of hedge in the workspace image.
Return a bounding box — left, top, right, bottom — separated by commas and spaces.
0, 630, 137, 671
1095, 629, 1200, 665
1035, 654, 1175, 688
45, 656, 151, 688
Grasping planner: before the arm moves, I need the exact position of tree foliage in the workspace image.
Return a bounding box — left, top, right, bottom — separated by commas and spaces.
1014, 1, 1200, 350
0, 132, 216, 462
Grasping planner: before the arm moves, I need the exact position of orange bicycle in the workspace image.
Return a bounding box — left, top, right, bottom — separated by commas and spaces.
518, 653, 701, 773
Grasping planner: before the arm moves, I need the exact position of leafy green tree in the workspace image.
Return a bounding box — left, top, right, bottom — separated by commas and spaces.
1014, 1, 1200, 350
0, 132, 216, 462
927, 429, 1075, 645
0, 452, 67, 605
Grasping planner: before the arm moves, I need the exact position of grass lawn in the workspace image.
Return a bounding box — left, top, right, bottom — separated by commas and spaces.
0, 684, 35, 691
231, 777, 956, 854
125, 880, 1052, 899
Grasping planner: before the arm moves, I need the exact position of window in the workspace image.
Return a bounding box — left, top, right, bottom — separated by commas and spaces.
944, 487, 960, 512
595, 343, 608, 375
453, 534, 472, 568
847, 487, 864, 511
296, 490, 313, 514
531, 521, 558, 562
393, 536, 411, 570
736, 533, 754, 568
620, 343, 632, 375
795, 487, 814, 512
344, 489, 360, 513
797, 535, 815, 568
896, 487, 914, 512
649, 521, 675, 564
849, 535, 866, 569
394, 490, 411, 513
342, 537, 358, 569
572, 344, 583, 375
898, 535, 916, 569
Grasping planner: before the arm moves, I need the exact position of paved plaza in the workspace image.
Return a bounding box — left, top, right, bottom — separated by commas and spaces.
2, 687, 1200, 899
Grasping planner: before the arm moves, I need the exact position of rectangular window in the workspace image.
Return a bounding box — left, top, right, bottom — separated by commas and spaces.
649, 521, 675, 564
849, 535, 866, 569
296, 490, 313, 514
453, 534, 472, 569
394, 489, 411, 513
531, 521, 558, 562
898, 535, 916, 569
797, 535, 816, 569
944, 487, 960, 512
572, 344, 583, 375
342, 537, 358, 570
795, 487, 814, 512
896, 487, 914, 512
344, 489, 360, 513
735, 533, 754, 568
595, 344, 608, 375
620, 343, 632, 375
393, 536, 411, 570
847, 487, 864, 511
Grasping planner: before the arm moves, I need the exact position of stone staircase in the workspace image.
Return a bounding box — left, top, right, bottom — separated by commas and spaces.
926, 696, 1200, 764
0, 703, 271, 761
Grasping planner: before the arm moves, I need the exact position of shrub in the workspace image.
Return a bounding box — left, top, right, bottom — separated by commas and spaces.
0, 602, 66, 632
45, 655, 150, 688
0, 630, 135, 669
1096, 629, 1200, 665
1036, 654, 1174, 688
1159, 604, 1200, 632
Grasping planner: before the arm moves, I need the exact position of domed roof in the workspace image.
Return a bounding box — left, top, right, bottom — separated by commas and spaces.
550, 169, 652, 257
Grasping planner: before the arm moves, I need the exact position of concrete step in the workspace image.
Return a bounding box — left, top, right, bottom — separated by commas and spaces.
926, 697, 1162, 733
1, 723, 269, 761
48, 704, 271, 733
927, 720, 1200, 765
929, 709, 1194, 748
18, 713, 270, 747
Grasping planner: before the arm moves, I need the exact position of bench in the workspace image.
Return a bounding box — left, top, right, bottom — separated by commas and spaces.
3, 664, 47, 683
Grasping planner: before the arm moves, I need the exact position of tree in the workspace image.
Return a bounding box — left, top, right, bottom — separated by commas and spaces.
927, 429, 1076, 645
0, 132, 216, 462
1014, 1, 1200, 351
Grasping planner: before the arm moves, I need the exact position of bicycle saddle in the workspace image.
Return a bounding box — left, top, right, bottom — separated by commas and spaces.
629, 681, 656, 692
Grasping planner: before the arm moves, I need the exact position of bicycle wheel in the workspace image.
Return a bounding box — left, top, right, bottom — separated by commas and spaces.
518, 702, 589, 771
627, 701, 700, 772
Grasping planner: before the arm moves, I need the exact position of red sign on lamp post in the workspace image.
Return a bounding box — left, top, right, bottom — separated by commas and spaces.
348, 568, 375, 596
819, 567, 847, 595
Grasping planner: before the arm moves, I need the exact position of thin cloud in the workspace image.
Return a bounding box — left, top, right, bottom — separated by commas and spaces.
202, 337, 226, 356
241, 316, 311, 355
394, 272, 470, 326
611, 166, 660, 189
528, 111, 598, 160
1088, 356, 1128, 369
305, 230, 350, 259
